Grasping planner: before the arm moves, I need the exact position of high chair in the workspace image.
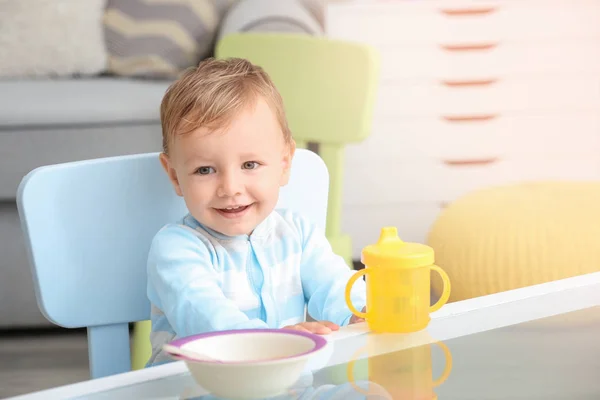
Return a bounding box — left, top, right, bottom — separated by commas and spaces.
17, 149, 329, 379
215, 33, 380, 267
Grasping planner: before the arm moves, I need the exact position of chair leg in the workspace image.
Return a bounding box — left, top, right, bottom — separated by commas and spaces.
131, 320, 152, 370
87, 324, 130, 379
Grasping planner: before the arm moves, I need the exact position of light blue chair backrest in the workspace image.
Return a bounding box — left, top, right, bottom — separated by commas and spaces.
16, 149, 329, 379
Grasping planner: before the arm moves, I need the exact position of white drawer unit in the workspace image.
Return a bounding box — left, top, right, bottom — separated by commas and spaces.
378, 40, 600, 82
348, 113, 600, 161
343, 155, 600, 205
375, 76, 600, 117
342, 203, 444, 259
327, 0, 600, 45
326, 0, 600, 256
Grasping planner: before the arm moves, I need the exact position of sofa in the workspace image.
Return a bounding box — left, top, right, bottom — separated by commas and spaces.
0, 0, 323, 328
0, 79, 173, 327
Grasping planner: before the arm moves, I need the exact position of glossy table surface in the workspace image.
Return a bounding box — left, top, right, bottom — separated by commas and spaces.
11, 272, 600, 400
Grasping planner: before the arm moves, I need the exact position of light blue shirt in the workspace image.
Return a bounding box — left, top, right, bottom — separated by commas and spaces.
146, 209, 367, 366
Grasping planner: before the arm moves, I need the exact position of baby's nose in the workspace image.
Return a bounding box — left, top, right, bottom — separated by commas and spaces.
217, 172, 243, 197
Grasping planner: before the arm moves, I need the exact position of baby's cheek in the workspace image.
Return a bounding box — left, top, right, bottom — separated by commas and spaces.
254, 179, 280, 200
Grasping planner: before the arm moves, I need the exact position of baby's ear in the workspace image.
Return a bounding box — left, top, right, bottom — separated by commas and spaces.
280, 140, 296, 186
159, 153, 183, 197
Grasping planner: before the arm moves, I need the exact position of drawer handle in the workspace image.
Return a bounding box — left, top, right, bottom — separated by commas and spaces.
440, 7, 497, 16
441, 115, 498, 123
440, 43, 498, 52
441, 79, 498, 87
442, 157, 499, 166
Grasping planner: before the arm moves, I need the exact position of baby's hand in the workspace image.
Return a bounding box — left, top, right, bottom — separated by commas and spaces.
350, 307, 367, 324
282, 321, 340, 335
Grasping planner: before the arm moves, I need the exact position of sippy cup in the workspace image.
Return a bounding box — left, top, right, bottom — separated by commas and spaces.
344, 227, 451, 333
346, 331, 453, 400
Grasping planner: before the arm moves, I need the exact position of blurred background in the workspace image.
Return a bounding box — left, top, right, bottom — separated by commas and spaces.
2, 0, 600, 397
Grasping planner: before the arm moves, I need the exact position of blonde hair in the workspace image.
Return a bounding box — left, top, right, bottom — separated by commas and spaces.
160, 57, 292, 154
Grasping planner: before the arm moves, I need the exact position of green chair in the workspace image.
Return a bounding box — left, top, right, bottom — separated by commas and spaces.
215, 32, 380, 267
131, 33, 380, 371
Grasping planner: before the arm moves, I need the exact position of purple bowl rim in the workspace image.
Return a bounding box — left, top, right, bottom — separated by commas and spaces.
167, 328, 328, 363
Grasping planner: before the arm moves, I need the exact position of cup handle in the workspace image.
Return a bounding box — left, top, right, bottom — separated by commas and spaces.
346, 346, 368, 395
432, 341, 453, 387
430, 265, 451, 313
345, 269, 369, 319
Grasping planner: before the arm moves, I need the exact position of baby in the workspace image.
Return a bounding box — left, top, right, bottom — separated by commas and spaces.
146, 57, 367, 366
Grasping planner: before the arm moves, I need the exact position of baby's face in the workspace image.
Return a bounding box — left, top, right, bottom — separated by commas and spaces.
161, 97, 294, 236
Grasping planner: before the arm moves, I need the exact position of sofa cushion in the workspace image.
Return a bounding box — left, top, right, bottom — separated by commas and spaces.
0, 78, 172, 128
300, 0, 325, 27
0, 123, 163, 200
0, 0, 107, 78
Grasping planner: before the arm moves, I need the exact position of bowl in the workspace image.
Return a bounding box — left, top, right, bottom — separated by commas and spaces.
166, 329, 329, 399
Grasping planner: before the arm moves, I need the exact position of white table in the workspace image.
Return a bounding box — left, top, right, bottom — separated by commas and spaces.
10, 272, 600, 400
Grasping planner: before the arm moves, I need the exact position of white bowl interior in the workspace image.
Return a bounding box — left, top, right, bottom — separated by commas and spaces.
182, 332, 316, 362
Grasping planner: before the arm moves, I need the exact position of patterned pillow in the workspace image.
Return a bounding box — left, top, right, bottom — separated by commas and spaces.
300, 0, 325, 27
103, 0, 236, 79
217, 0, 323, 43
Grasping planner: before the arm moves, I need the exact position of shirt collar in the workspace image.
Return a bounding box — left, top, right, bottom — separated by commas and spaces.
184, 213, 273, 243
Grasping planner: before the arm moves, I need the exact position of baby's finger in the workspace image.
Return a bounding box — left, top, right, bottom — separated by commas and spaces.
318, 321, 340, 331
303, 322, 332, 334
282, 324, 312, 334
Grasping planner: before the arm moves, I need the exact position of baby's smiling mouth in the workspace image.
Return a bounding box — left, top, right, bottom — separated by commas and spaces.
219, 205, 248, 212
214, 204, 253, 217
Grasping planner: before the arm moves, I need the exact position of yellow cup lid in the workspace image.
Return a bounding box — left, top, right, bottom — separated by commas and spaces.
361, 227, 434, 268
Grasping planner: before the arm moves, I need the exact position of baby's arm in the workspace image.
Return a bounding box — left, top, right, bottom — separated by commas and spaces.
147, 225, 268, 337
296, 216, 367, 326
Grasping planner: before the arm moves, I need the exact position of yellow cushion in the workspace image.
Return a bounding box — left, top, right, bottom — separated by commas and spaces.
428, 182, 600, 302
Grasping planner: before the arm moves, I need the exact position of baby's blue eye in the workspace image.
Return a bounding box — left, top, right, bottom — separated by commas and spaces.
196, 166, 215, 175
243, 161, 259, 170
